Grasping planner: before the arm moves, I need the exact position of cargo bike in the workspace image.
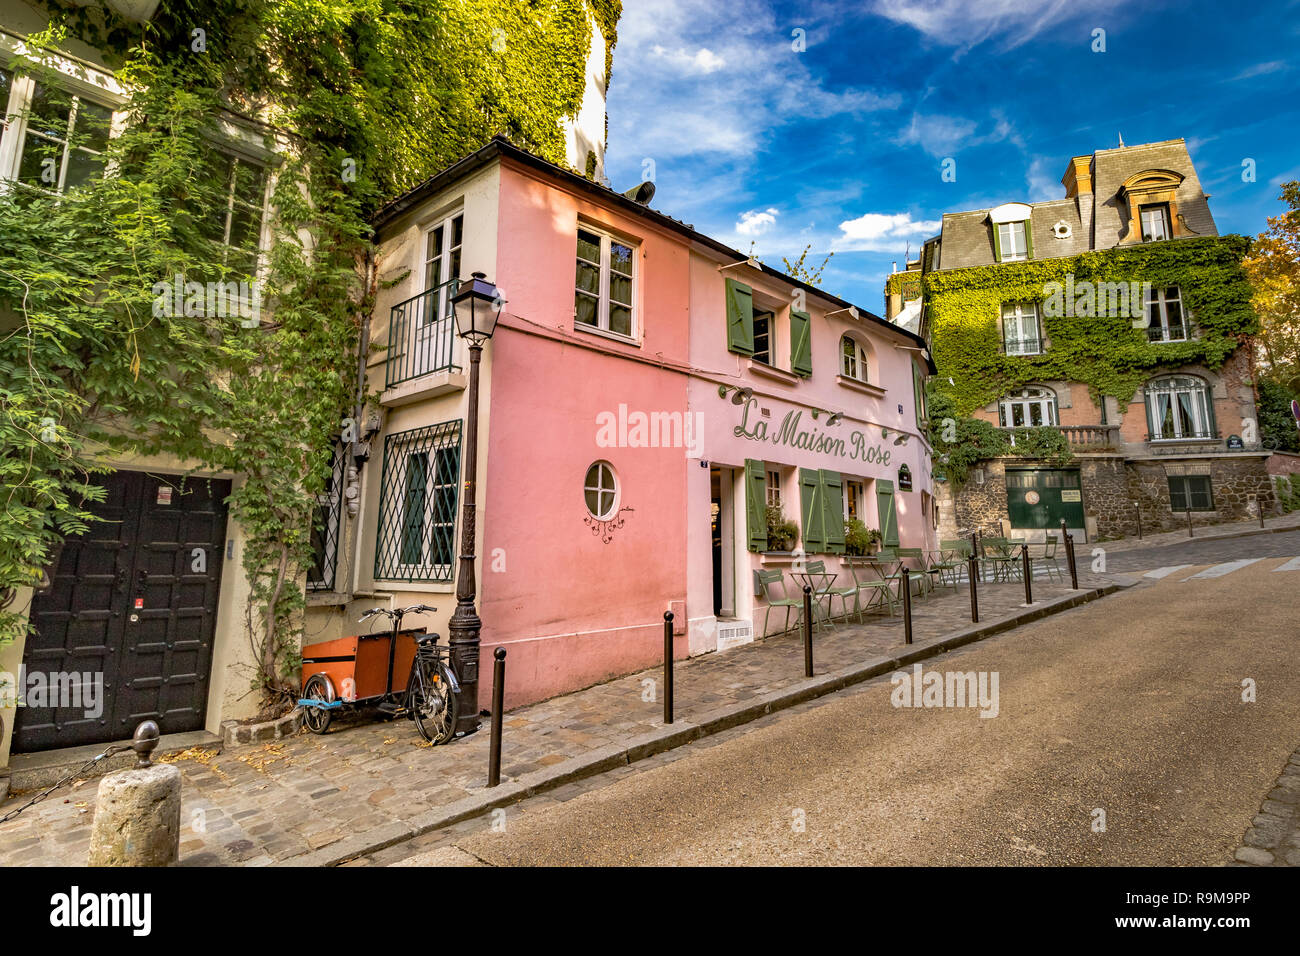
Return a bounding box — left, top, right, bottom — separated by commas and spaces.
297, 603, 459, 744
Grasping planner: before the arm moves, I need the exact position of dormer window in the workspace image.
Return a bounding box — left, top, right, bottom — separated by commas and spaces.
1140, 203, 1171, 242
988, 202, 1034, 263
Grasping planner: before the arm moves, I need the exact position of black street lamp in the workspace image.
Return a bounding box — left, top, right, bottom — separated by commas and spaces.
447, 271, 503, 736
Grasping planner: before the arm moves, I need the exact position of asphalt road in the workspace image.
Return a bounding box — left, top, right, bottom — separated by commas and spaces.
384, 543, 1300, 866
1098, 528, 1300, 572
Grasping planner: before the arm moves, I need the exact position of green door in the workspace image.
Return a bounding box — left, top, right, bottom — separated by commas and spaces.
876, 479, 899, 547
1006, 468, 1085, 530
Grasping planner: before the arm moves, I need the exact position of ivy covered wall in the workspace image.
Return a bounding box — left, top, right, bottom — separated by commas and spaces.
926, 235, 1257, 416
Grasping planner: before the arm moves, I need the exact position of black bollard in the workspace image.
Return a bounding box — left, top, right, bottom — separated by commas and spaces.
1134, 501, 1142, 540
1186, 503, 1194, 538
802, 585, 814, 677
487, 648, 506, 788
663, 611, 674, 725
967, 554, 979, 623
1022, 544, 1033, 604
901, 567, 913, 645
1065, 532, 1079, 589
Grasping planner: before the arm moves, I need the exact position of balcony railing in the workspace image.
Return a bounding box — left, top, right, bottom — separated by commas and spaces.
1000, 424, 1120, 449
1146, 324, 1188, 343
1001, 336, 1043, 356
1147, 429, 1218, 442
386, 280, 459, 388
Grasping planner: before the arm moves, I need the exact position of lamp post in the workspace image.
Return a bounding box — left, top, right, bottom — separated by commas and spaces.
448, 271, 503, 737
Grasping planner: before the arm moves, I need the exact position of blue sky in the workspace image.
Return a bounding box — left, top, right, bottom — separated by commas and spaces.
602, 0, 1300, 314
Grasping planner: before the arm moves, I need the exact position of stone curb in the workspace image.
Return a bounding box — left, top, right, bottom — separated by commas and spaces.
276, 583, 1121, 867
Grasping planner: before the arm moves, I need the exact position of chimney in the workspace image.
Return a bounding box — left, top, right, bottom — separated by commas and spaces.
1062, 154, 1095, 248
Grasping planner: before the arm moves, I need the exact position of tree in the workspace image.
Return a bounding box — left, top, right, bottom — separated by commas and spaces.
1243, 181, 1300, 390
782, 243, 834, 287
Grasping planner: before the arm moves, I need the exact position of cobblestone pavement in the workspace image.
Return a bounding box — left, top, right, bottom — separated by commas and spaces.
1099, 527, 1300, 573
1091, 512, 1300, 554
0, 568, 1111, 866
1232, 745, 1300, 867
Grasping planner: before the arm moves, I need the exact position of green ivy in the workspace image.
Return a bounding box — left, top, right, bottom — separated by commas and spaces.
926, 235, 1257, 415
0, 1, 621, 711
926, 388, 1073, 486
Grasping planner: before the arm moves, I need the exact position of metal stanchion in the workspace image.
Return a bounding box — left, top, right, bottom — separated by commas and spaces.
802, 586, 814, 677
1021, 544, 1033, 605
1255, 495, 1264, 529
1186, 503, 1194, 537
901, 567, 913, 645
1133, 500, 1142, 540
487, 648, 506, 787
1066, 533, 1078, 589
967, 554, 979, 623
663, 611, 674, 725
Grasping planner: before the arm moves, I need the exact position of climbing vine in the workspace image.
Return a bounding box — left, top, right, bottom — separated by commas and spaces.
0, 0, 620, 714
925, 235, 1257, 415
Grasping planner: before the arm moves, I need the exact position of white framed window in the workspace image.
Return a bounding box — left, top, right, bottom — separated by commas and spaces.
752, 309, 774, 365
423, 211, 464, 314
1146, 375, 1213, 441
1144, 286, 1186, 342
841, 334, 869, 382
575, 226, 635, 339
997, 220, 1028, 261
198, 148, 269, 274
1140, 203, 1171, 242
1, 70, 114, 194
584, 461, 619, 520
766, 469, 782, 508
1001, 302, 1042, 355
999, 386, 1057, 427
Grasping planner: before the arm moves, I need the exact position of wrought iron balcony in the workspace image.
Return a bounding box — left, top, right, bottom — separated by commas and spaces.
386, 280, 460, 388
1000, 336, 1044, 356
1146, 324, 1188, 343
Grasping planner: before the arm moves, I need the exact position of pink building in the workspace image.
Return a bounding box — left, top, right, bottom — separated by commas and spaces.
305, 138, 936, 712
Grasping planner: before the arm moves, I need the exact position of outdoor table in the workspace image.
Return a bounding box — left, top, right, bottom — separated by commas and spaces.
790, 569, 837, 631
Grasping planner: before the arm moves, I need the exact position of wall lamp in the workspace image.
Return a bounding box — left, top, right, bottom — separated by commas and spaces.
718, 384, 755, 405
824, 306, 860, 321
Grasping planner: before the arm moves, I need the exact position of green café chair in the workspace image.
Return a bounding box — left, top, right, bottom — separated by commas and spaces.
803, 560, 841, 630
755, 569, 805, 638
1035, 534, 1064, 583
927, 540, 969, 593
895, 548, 932, 599
980, 536, 1021, 583
846, 557, 897, 618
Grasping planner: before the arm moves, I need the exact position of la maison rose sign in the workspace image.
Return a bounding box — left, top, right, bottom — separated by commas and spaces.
733, 397, 893, 465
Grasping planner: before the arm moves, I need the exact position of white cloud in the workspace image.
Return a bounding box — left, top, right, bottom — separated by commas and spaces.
895, 111, 1021, 157
833, 212, 942, 252
736, 207, 779, 236
868, 0, 1121, 49
1231, 60, 1287, 81
1026, 156, 1058, 201
650, 44, 726, 74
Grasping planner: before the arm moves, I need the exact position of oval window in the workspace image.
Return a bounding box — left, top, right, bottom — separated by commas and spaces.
584, 461, 618, 520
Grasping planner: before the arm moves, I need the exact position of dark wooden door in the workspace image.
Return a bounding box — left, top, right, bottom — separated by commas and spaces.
14, 471, 229, 752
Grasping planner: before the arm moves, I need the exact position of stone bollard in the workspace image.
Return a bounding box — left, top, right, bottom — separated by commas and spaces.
88, 721, 180, 867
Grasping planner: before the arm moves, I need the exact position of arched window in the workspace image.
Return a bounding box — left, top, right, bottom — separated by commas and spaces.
1145, 375, 1213, 440
840, 334, 870, 382
998, 386, 1057, 427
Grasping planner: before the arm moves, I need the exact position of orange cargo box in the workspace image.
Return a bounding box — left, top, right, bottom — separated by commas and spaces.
301, 628, 423, 701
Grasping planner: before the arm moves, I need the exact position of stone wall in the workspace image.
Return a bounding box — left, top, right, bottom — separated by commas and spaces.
1077, 456, 1132, 538
1126, 455, 1274, 535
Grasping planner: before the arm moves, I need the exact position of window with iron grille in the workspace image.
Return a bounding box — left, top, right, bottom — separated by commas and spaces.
307, 441, 346, 591
375, 420, 462, 582
1168, 475, 1214, 512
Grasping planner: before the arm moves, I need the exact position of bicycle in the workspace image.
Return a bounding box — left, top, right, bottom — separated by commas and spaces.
298, 603, 460, 744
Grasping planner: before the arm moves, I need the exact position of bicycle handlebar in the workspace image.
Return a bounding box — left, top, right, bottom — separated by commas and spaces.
357, 604, 436, 623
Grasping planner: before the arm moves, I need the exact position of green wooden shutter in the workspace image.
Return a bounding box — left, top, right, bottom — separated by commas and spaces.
820, 470, 845, 554
876, 478, 899, 547
799, 468, 824, 552
744, 459, 767, 552
725, 278, 755, 355
992, 222, 1003, 262
1023, 219, 1034, 259
790, 309, 812, 376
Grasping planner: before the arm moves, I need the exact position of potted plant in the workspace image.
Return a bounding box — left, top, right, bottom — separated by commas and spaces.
844, 518, 881, 556
765, 505, 799, 551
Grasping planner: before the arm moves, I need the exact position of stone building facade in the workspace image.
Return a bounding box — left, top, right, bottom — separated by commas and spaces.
904, 139, 1273, 542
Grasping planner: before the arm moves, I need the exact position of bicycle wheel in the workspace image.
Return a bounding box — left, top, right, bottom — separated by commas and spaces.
409, 655, 458, 745
301, 673, 334, 735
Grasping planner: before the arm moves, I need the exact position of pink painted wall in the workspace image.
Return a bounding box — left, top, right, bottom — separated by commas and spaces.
478, 161, 691, 708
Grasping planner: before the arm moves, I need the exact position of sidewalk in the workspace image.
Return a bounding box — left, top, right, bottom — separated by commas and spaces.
1092, 512, 1300, 554
0, 568, 1124, 867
